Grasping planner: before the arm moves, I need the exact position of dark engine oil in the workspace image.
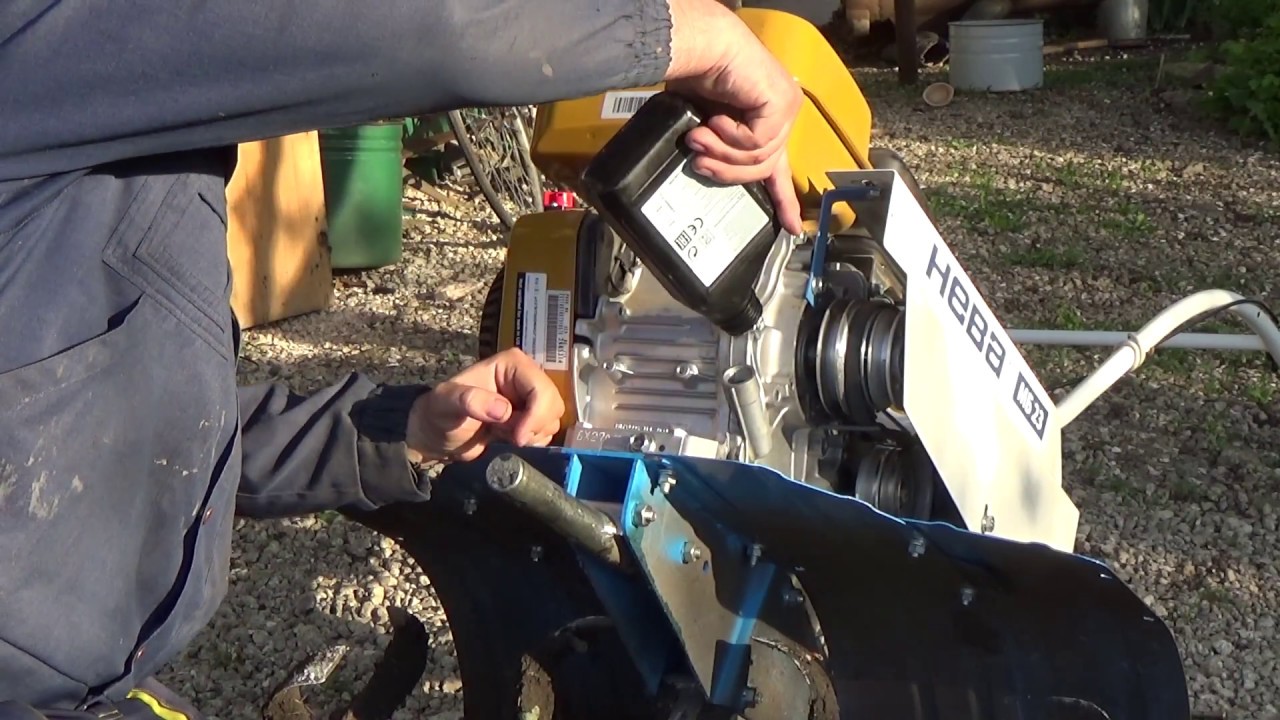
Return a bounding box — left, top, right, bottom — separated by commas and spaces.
578, 91, 782, 336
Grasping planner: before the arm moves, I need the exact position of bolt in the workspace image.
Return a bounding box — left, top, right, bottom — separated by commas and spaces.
746, 543, 763, 566
530, 545, 544, 562
629, 433, 650, 452
908, 534, 926, 558
681, 542, 703, 564
981, 506, 996, 534
634, 504, 656, 527
781, 588, 804, 606
659, 471, 677, 495
741, 687, 761, 709
811, 277, 825, 294
961, 585, 975, 606
461, 496, 477, 515
674, 362, 699, 379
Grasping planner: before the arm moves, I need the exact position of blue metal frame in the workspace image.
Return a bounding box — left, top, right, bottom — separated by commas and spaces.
455, 442, 1191, 719
805, 184, 882, 306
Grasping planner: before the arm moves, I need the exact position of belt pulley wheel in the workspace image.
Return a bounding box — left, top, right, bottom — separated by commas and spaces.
814, 298, 905, 426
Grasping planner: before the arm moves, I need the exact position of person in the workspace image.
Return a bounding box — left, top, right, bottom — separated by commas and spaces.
0, 0, 803, 716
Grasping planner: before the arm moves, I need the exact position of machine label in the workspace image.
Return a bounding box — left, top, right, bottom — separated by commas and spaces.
545, 288, 571, 371
920, 241, 1050, 443
639, 156, 769, 288
514, 272, 571, 371
925, 244, 1007, 381
601, 90, 660, 119
1013, 371, 1049, 440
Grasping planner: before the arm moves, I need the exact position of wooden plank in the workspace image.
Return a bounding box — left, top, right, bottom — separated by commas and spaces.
225, 132, 333, 330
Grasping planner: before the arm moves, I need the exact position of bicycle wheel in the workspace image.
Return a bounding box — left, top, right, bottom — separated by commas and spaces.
447, 106, 545, 231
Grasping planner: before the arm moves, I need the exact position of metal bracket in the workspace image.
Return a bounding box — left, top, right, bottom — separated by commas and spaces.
807, 183, 884, 307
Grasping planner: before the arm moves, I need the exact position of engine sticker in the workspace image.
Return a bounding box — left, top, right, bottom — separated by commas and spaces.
639, 156, 770, 288
600, 90, 660, 119
545, 288, 571, 371
514, 272, 570, 371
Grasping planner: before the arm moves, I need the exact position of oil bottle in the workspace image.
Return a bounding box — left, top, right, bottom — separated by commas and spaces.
578, 91, 782, 336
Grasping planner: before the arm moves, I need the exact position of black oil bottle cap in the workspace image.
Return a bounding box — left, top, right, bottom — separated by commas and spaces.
579, 92, 781, 336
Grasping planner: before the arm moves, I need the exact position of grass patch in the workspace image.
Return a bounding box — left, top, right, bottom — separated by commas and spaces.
1044, 54, 1169, 88
1245, 377, 1277, 404
1100, 202, 1157, 239
927, 169, 1033, 233
1004, 243, 1087, 269
1055, 303, 1087, 330
1198, 584, 1234, 606
1169, 476, 1209, 502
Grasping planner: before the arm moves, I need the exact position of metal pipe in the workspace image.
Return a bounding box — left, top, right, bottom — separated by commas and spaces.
723, 365, 773, 459
485, 453, 624, 567
1008, 328, 1267, 352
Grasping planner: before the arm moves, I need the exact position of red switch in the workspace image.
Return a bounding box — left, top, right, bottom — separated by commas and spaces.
543, 191, 577, 210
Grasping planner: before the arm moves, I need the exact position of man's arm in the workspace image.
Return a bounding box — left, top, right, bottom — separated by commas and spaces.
234, 346, 566, 519
234, 375, 433, 519
0, 0, 676, 179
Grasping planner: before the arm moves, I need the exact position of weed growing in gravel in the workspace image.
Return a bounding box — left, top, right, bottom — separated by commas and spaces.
1004, 244, 1088, 269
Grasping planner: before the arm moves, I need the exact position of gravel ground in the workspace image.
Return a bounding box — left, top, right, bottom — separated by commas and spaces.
158, 47, 1278, 720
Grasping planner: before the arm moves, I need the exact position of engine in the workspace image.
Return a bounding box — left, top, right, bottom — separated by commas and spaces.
579, 220, 941, 516
476, 8, 1079, 551
477, 188, 943, 523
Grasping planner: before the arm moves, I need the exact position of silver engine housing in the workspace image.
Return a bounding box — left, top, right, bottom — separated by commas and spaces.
564, 225, 939, 519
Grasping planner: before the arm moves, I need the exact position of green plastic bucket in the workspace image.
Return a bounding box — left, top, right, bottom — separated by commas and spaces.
318, 121, 405, 270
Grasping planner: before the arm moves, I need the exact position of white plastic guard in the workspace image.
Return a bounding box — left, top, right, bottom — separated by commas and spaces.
826, 169, 1080, 553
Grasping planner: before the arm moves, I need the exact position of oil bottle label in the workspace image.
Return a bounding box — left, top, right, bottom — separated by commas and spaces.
639, 156, 769, 288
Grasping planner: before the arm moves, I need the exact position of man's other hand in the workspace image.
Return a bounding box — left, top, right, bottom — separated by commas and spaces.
665, 0, 804, 236
405, 348, 565, 464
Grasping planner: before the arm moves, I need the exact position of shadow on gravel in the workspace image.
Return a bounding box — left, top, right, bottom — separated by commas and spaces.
159, 515, 461, 720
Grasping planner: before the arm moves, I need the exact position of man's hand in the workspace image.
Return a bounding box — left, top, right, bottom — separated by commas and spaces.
405, 348, 566, 464
664, 0, 804, 236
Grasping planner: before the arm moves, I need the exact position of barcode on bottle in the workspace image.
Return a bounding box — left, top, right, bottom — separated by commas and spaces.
601, 90, 659, 119
544, 289, 571, 371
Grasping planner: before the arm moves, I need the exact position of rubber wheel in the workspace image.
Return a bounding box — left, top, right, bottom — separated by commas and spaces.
476, 268, 505, 361
341, 452, 655, 720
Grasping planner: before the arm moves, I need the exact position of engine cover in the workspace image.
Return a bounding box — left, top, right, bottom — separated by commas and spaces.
483, 203, 942, 524
480, 169, 1080, 551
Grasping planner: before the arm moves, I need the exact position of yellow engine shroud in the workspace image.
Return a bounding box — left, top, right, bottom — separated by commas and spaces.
528, 8, 874, 234
491, 8, 877, 434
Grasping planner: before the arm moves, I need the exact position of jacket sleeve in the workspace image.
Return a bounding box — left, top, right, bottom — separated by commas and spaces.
0, 0, 673, 179
234, 376, 434, 519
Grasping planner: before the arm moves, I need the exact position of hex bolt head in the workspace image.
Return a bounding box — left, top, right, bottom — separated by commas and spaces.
908, 534, 926, 558
681, 542, 703, 564
461, 496, 477, 515
634, 504, 656, 527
